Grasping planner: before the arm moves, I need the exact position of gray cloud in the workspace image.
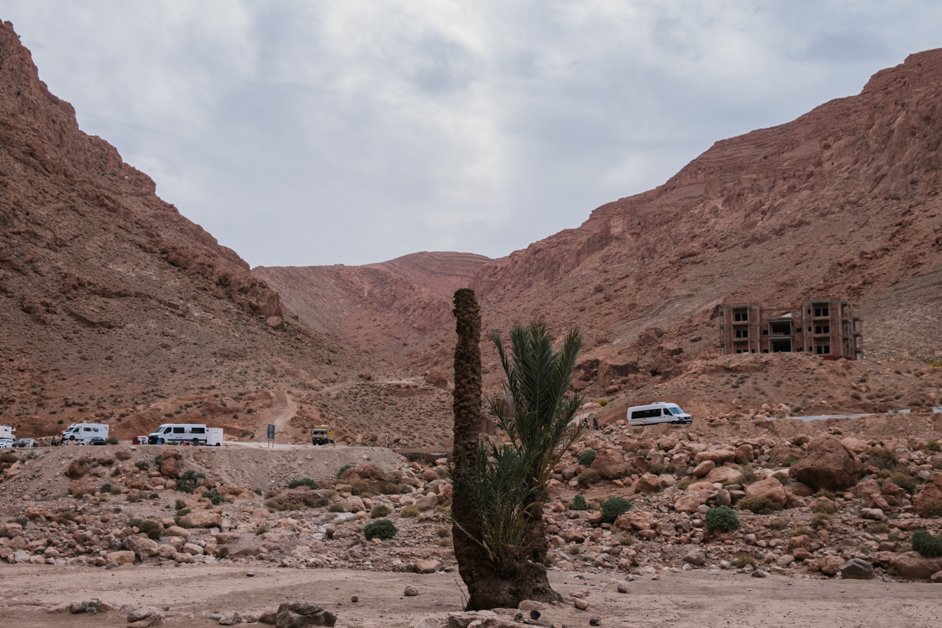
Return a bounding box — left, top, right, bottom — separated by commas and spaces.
4, 1, 942, 265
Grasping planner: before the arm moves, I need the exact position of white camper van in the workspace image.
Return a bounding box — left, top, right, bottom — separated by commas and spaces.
627, 402, 692, 426
0, 425, 15, 440
61, 422, 109, 444
148, 423, 222, 446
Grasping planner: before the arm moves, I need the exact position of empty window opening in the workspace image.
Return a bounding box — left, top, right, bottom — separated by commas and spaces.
814, 325, 830, 334
813, 305, 829, 317
734, 328, 749, 339
733, 309, 749, 322
814, 344, 830, 354
769, 321, 792, 336
771, 339, 792, 352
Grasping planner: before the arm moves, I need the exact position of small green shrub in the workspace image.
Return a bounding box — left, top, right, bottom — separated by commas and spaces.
911, 530, 942, 557
400, 505, 419, 518
812, 500, 837, 514
705, 506, 740, 533
370, 504, 391, 519
600, 496, 632, 523
175, 499, 187, 510
135, 460, 150, 471
100, 483, 113, 493
106, 437, 119, 445
578, 449, 597, 467
129, 518, 163, 540
865, 447, 899, 470
336, 463, 353, 479
738, 496, 782, 514
203, 488, 224, 505
599, 399, 608, 407
811, 512, 831, 529
364, 518, 398, 540
927, 439, 940, 453
570, 494, 588, 511
288, 478, 319, 489
254, 525, 268, 536
889, 471, 918, 494
327, 502, 347, 513
731, 552, 757, 568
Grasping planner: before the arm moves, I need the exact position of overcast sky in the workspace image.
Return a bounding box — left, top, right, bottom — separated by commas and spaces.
4, 2, 941, 266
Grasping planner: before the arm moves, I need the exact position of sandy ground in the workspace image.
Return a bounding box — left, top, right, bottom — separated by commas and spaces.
1, 564, 939, 628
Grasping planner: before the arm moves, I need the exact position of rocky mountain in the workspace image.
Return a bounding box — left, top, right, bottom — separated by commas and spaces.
2, 18, 939, 449
263, 50, 942, 422
255, 252, 490, 371
0, 22, 454, 447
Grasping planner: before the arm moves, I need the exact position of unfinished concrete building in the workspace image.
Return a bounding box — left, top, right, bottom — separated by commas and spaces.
719, 299, 863, 359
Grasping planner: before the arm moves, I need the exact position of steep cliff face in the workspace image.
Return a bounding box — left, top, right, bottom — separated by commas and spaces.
255, 252, 491, 368
472, 49, 942, 368
263, 50, 941, 420
0, 21, 320, 434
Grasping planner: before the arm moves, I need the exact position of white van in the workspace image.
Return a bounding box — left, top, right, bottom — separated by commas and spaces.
148, 423, 221, 446
0, 425, 15, 440
61, 422, 109, 443
627, 402, 692, 426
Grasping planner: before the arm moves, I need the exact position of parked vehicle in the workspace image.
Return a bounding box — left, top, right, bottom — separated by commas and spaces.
311, 425, 335, 446
0, 425, 15, 440
147, 423, 221, 446
206, 428, 224, 447
627, 402, 693, 426
0, 438, 13, 448
61, 422, 110, 444
14, 438, 37, 448
87, 436, 107, 446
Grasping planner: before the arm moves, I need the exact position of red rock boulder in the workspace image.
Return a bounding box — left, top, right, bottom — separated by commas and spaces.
789, 436, 860, 491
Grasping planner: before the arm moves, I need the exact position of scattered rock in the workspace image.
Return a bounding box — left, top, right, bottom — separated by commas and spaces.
840, 558, 874, 580
274, 602, 337, 627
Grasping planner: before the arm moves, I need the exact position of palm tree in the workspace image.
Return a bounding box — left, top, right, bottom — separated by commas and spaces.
452, 288, 583, 609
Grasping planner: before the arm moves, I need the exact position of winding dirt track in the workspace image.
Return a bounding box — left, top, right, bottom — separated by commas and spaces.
1, 564, 938, 627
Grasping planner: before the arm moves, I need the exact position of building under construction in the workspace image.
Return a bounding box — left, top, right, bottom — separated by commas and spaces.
718, 298, 863, 359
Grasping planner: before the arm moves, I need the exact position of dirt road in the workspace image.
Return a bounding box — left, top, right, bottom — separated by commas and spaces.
1, 564, 938, 627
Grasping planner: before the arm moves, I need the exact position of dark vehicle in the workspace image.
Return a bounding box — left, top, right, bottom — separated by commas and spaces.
14, 438, 38, 448
87, 436, 107, 446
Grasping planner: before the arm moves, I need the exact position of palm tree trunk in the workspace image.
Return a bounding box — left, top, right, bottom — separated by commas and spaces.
451, 289, 559, 609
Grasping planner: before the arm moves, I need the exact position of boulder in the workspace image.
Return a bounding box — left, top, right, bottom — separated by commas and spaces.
634, 473, 660, 493
590, 449, 628, 480
817, 555, 844, 576
414, 493, 439, 512
691, 460, 715, 478
180, 509, 223, 529
674, 490, 711, 513
694, 449, 736, 464
126, 536, 159, 557
705, 465, 744, 485
789, 436, 860, 491
615, 510, 656, 531
744, 478, 787, 508
888, 553, 942, 580
274, 602, 336, 627
106, 550, 135, 566
914, 472, 942, 518
839, 558, 874, 580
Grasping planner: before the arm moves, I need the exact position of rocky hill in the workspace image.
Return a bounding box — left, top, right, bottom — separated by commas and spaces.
0, 22, 455, 447
262, 50, 942, 421
255, 252, 490, 370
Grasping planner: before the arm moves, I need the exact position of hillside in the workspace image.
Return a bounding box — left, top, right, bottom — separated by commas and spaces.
255, 252, 490, 370
0, 22, 452, 448
263, 50, 942, 420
